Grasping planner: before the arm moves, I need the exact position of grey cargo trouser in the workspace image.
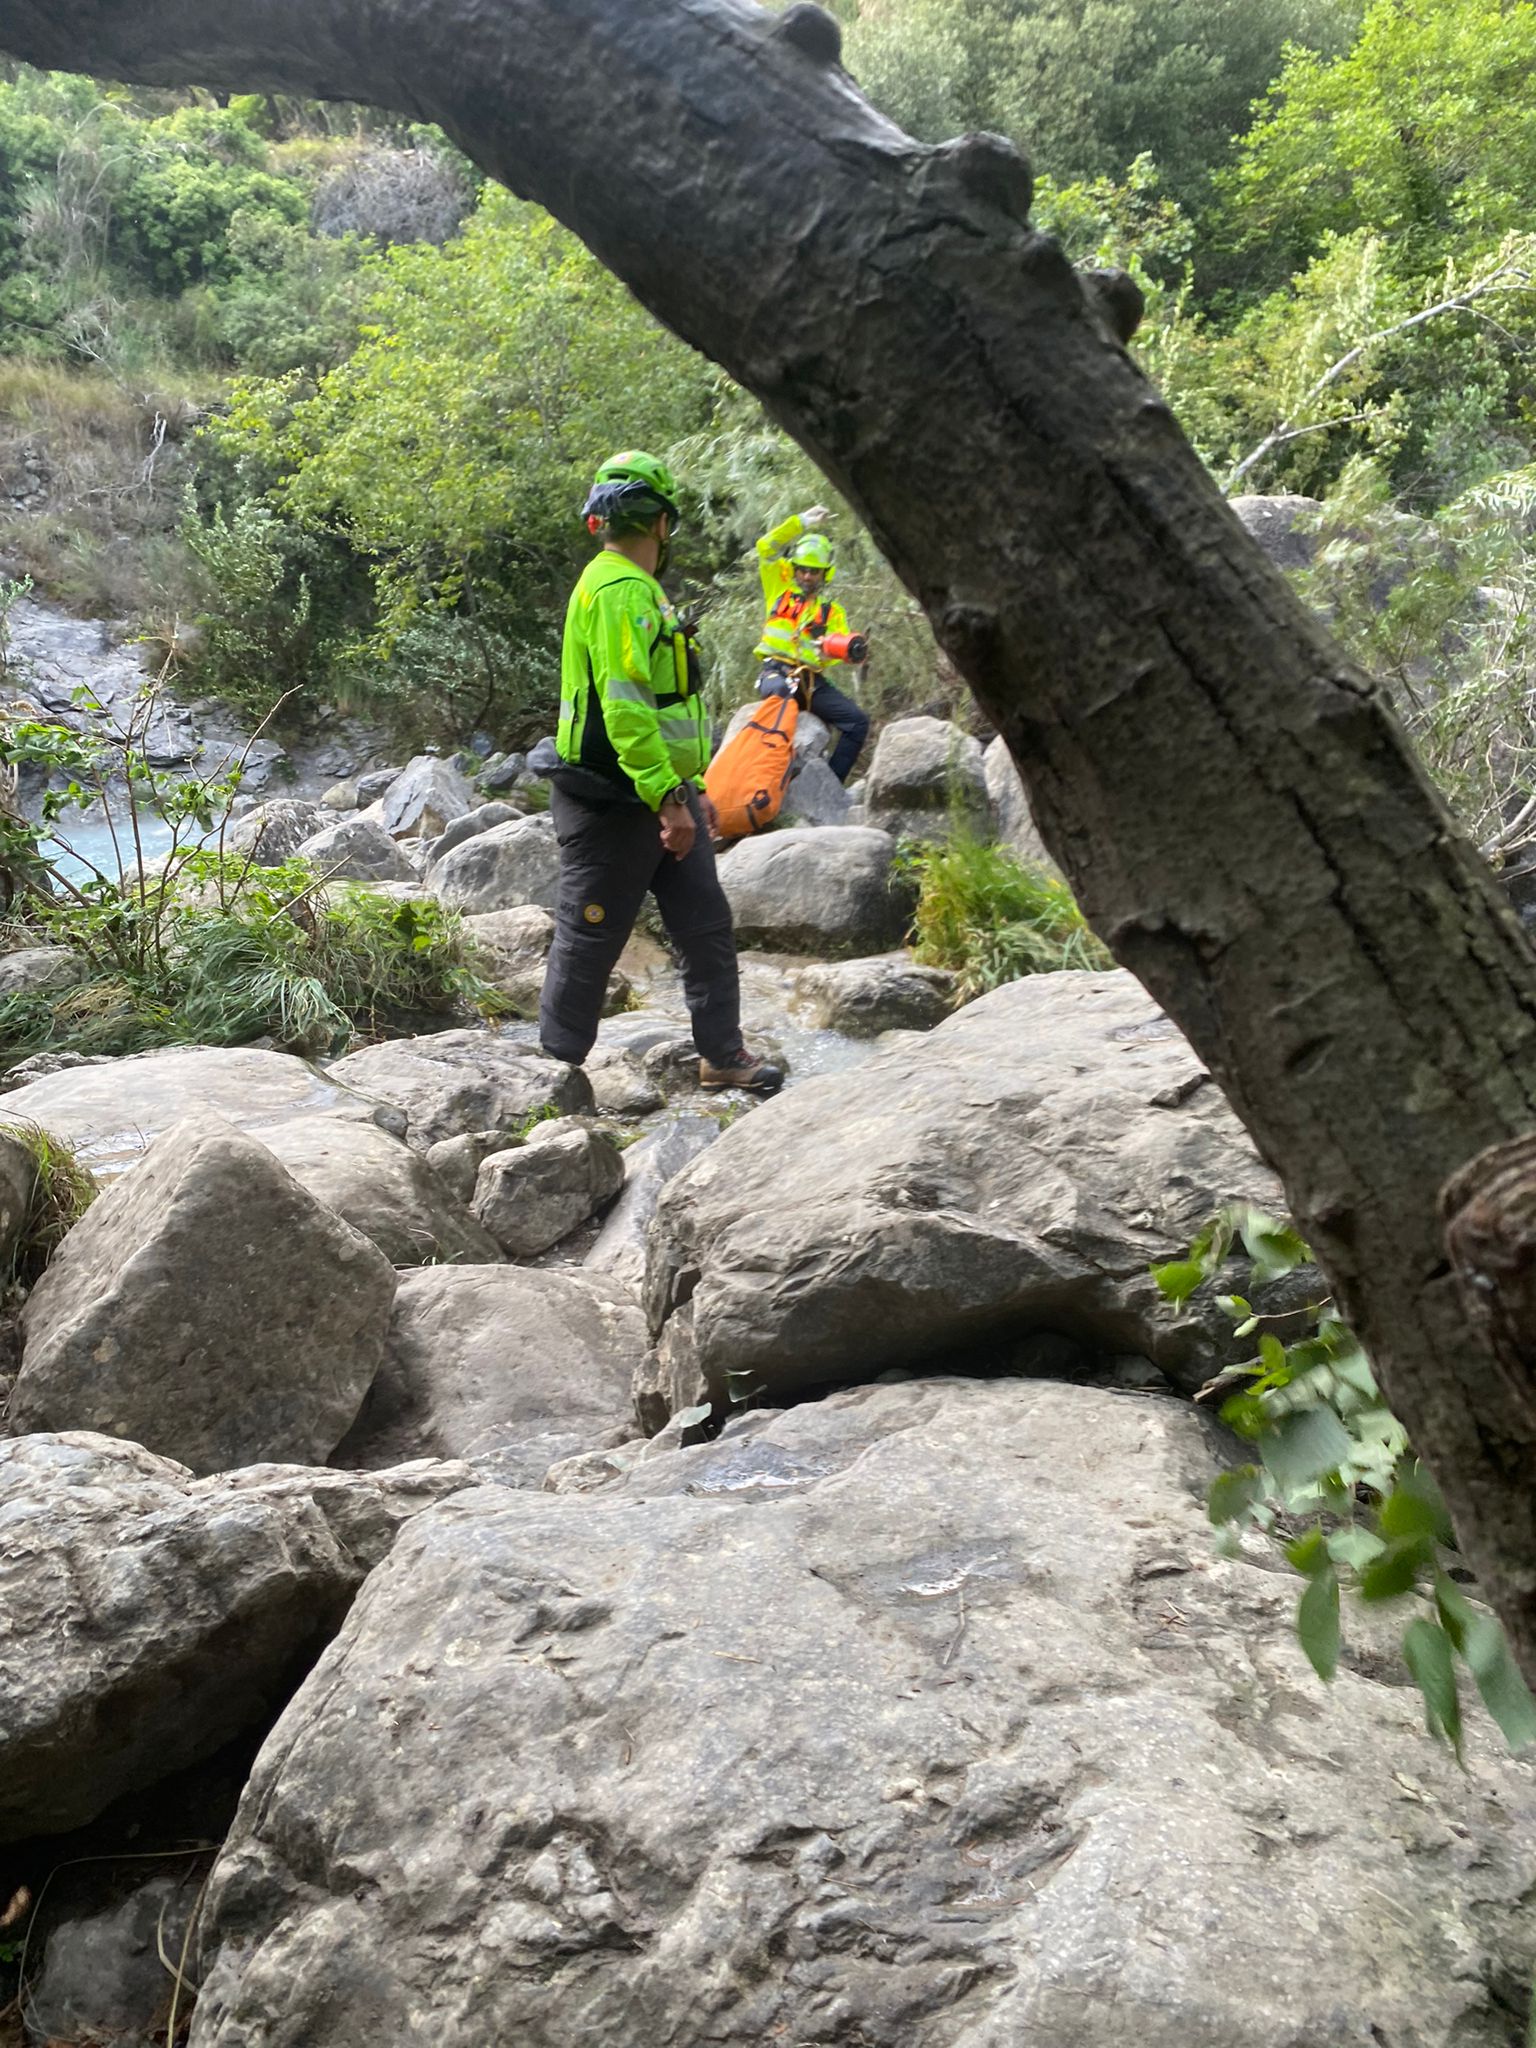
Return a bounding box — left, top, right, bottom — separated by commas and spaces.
539, 784, 742, 1067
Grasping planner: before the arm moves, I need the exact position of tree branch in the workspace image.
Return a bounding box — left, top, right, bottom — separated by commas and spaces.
1225, 266, 1536, 492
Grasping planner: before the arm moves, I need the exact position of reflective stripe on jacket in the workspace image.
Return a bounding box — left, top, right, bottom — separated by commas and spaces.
752, 513, 851, 672
557, 551, 709, 811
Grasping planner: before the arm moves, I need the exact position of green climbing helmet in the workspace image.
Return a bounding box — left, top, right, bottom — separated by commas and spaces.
584, 448, 680, 529
789, 531, 834, 572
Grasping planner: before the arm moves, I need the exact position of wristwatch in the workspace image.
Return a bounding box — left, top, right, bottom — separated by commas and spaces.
662, 783, 692, 807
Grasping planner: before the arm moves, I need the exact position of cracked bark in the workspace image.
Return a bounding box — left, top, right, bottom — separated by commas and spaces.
10, 0, 1536, 1680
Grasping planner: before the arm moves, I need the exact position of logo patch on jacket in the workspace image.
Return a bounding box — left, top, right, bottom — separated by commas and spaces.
583, 902, 606, 925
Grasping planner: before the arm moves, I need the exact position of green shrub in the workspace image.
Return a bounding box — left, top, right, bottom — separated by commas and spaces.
902, 831, 1111, 999
1, 706, 501, 1057
115, 107, 307, 293
2, 860, 502, 1061
180, 495, 319, 720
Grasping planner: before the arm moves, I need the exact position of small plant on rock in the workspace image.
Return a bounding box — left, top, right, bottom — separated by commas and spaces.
902, 828, 1111, 1000
2, 1119, 96, 1300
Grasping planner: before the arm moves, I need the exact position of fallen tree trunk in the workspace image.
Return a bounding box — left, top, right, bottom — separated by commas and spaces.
11, 0, 1536, 1681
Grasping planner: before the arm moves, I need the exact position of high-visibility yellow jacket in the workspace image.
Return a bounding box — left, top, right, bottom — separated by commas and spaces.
753, 513, 851, 674
556, 551, 708, 811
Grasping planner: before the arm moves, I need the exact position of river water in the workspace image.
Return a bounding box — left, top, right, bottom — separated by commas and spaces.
5, 597, 251, 885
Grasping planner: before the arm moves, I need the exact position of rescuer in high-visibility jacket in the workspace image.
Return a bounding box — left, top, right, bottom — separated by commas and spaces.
539, 449, 782, 1093
753, 507, 871, 782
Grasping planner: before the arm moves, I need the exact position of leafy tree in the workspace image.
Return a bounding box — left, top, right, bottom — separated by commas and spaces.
844, 0, 1359, 213
113, 103, 307, 292
199, 190, 717, 732
1219, 0, 1536, 290
197, 206, 371, 375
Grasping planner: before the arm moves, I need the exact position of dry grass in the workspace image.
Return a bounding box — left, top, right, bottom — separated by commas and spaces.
0, 361, 210, 621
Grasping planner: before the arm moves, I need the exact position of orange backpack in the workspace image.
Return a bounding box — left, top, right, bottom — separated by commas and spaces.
704, 693, 800, 842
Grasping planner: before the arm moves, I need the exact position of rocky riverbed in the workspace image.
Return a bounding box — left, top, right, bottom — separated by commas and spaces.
2, 634, 1534, 2044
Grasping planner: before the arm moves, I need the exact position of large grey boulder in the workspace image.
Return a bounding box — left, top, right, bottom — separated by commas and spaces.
644, 970, 1287, 1420
793, 952, 956, 1035
718, 826, 914, 956
0, 944, 86, 996
863, 714, 989, 842
585, 1046, 665, 1116
778, 753, 852, 827
1230, 492, 1322, 573
457, 904, 632, 1020
983, 734, 1058, 872
205, 1455, 476, 1568
225, 799, 327, 867
189, 1378, 1536, 2048
471, 1117, 625, 1257
463, 904, 554, 961
426, 799, 520, 864
0, 1431, 470, 1842
420, 1128, 518, 1208
295, 814, 416, 884
327, 1032, 591, 1149
378, 754, 475, 840
30, 1871, 197, 2045
640, 1031, 710, 1096
0, 1044, 384, 1177
462, 903, 554, 1011
584, 1112, 720, 1290
0, 1049, 101, 1093
477, 750, 526, 793
333, 1264, 642, 1485
12, 1113, 397, 1474
355, 765, 404, 805
254, 1114, 502, 1267
431, 813, 561, 913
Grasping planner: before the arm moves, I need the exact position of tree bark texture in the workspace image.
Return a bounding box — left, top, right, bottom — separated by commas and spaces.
1444, 1138, 1536, 1436
11, 0, 1536, 1676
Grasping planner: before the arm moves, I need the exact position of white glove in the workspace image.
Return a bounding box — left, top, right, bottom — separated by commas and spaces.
800, 504, 830, 526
